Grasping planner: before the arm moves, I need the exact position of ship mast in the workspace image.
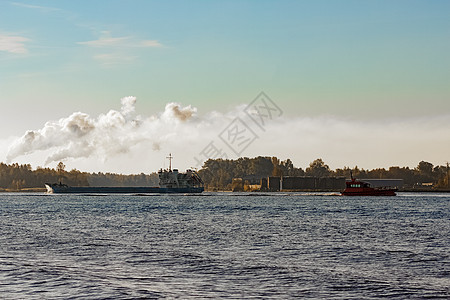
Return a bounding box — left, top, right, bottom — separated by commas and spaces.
447, 161, 449, 189
166, 153, 173, 171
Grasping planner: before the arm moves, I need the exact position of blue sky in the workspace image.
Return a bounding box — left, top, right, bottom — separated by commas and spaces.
1, 1, 449, 173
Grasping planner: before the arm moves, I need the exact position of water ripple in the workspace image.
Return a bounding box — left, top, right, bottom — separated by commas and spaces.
0, 193, 449, 298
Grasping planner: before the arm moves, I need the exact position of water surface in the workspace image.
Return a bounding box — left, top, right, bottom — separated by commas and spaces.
0, 193, 449, 299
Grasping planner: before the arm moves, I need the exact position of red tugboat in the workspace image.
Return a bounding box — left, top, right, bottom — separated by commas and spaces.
342, 172, 397, 196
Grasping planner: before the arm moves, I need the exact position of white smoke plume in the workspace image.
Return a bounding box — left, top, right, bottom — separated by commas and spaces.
4, 95, 450, 173
120, 96, 136, 117
6, 96, 199, 166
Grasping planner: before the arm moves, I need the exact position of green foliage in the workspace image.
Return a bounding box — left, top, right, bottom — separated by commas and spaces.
87, 172, 158, 187
305, 158, 330, 177
198, 156, 304, 190
0, 163, 158, 191
1, 158, 448, 191
198, 157, 449, 190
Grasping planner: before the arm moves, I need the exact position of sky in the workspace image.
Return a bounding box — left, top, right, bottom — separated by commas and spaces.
1, 0, 449, 174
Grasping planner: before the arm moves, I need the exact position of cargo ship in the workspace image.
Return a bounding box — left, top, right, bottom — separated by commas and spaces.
45, 155, 204, 194
341, 172, 397, 196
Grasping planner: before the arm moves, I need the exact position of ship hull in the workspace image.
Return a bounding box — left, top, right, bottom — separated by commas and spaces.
341, 172, 397, 196
341, 188, 396, 196
45, 184, 204, 194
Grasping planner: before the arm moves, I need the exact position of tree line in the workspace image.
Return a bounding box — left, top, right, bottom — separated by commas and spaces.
198, 157, 450, 190
0, 162, 158, 191
1, 158, 448, 191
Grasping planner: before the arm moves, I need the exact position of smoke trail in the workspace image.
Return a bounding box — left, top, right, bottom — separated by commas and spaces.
120, 96, 136, 117
6, 97, 198, 165
5, 95, 450, 172
162, 102, 197, 121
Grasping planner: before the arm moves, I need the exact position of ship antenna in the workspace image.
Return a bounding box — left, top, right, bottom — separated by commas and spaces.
166, 153, 173, 171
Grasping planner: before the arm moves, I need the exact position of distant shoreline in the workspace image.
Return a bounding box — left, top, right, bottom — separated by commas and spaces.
1, 188, 449, 194
0, 188, 47, 193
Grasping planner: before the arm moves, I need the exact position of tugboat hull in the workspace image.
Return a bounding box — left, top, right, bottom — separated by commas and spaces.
341, 172, 397, 196
341, 189, 396, 196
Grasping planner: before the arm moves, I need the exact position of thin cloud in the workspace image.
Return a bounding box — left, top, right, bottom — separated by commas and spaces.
79, 32, 163, 66
11, 2, 60, 13
140, 40, 163, 48
79, 36, 130, 48
93, 53, 137, 66
0, 33, 30, 54
78, 32, 163, 48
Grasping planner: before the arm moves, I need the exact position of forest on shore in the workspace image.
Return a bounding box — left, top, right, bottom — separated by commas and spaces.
0, 162, 158, 192
198, 157, 449, 191
0, 157, 448, 191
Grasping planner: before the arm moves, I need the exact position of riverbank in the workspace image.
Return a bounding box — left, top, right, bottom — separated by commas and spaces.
0, 188, 47, 193
1, 188, 450, 193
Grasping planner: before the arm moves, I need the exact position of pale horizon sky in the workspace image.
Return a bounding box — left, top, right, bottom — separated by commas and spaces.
1, 0, 449, 173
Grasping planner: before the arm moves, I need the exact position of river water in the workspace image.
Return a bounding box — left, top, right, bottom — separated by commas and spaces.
0, 193, 449, 299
